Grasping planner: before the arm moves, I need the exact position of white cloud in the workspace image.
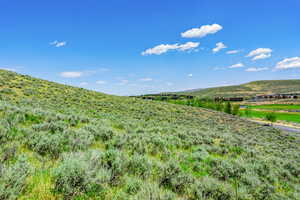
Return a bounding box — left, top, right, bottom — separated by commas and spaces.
60, 71, 82, 78
181, 24, 223, 38
79, 82, 88, 86
213, 67, 225, 71
275, 57, 300, 70
213, 42, 227, 53
0, 67, 17, 72
50, 40, 67, 47
119, 80, 129, 85
178, 42, 200, 51
166, 82, 173, 86
247, 48, 272, 61
252, 53, 271, 61
228, 63, 244, 69
96, 80, 107, 85
188, 73, 193, 77
245, 67, 268, 72
139, 78, 153, 82
226, 50, 240, 54
247, 48, 272, 57
142, 42, 199, 55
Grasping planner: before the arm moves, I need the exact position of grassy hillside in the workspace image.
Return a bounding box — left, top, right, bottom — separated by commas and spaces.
0, 69, 299, 200
178, 79, 300, 98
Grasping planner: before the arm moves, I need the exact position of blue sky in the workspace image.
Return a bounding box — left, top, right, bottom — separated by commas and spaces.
1, 0, 300, 95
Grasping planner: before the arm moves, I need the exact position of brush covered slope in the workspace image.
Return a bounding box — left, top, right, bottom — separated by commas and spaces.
178, 80, 300, 98
0, 69, 299, 200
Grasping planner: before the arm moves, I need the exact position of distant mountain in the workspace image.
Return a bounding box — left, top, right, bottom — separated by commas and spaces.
177, 79, 300, 98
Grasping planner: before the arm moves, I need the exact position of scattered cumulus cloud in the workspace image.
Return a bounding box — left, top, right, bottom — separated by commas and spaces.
60, 68, 109, 79
274, 57, 300, 70
247, 48, 272, 61
118, 80, 129, 85
252, 53, 271, 61
50, 40, 67, 47
245, 67, 268, 72
213, 42, 227, 53
213, 67, 225, 71
181, 24, 223, 38
96, 80, 107, 85
139, 78, 153, 82
60, 71, 83, 78
0, 67, 17, 72
226, 50, 240, 54
79, 82, 88, 86
188, 73, 193, 77
142, 42, 199, 55
166, 82, 173, 86
228, 63, 244, 69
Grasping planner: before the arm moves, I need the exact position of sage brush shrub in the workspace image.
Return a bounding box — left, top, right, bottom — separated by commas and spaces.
159, 160, 194, 194
53, 151, 111, 199
101, 149, 129, 185
133, 182, 176, 200
65, 129, 94, 151
128, 154, 152, 179
26, 130, 66, 157
209, 158, 246, 181
0, 155, 32, 200
0, 145, 17, 162
124, 176, 142, 195
189, 177, 233, 200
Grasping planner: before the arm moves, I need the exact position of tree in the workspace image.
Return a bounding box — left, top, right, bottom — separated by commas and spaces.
232, 104, 240, 115
224, 102, 232, 114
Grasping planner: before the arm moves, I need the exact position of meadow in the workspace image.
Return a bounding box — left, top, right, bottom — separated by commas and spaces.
242, 104, 300, 124
0, 69, 300, 200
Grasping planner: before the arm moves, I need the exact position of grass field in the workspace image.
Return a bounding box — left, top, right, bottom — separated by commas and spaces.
240, 109, 300, 123
248, 104, 300, 111
241, 104, 300, 123
0, 69, 300, 200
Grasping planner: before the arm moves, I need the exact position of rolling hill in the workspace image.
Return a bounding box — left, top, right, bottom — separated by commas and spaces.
178, 79, 300, 98
0, 69, 299, 200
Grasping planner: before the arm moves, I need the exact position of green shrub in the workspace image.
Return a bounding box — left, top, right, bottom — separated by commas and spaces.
26, 131, 66, 157
232, 104, 240, 115
159, 161, 194, 194
65, 129, 94, 151
189, 177, 233, 200
224, 102, 232, 114
133, 182, 176, 200
124, 177, 142, 195
0, 145, 17, 162
209, 158, 246, 181
0, 155, 32, 200
101, 149, 129, 185
128, 154, 152, 179
0, 126, 9, 143
265, 112, 277, 122
53, 151, 111, 199
32, 121, 67, 133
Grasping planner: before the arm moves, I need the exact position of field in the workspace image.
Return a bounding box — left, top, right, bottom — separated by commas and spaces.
0, 69, 300, 200
177, 80, 300, 98
241, 104, 300, 124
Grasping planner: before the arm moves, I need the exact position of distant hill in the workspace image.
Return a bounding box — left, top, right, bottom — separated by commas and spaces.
177, 79, 300, 98
0, 70, 299, 199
